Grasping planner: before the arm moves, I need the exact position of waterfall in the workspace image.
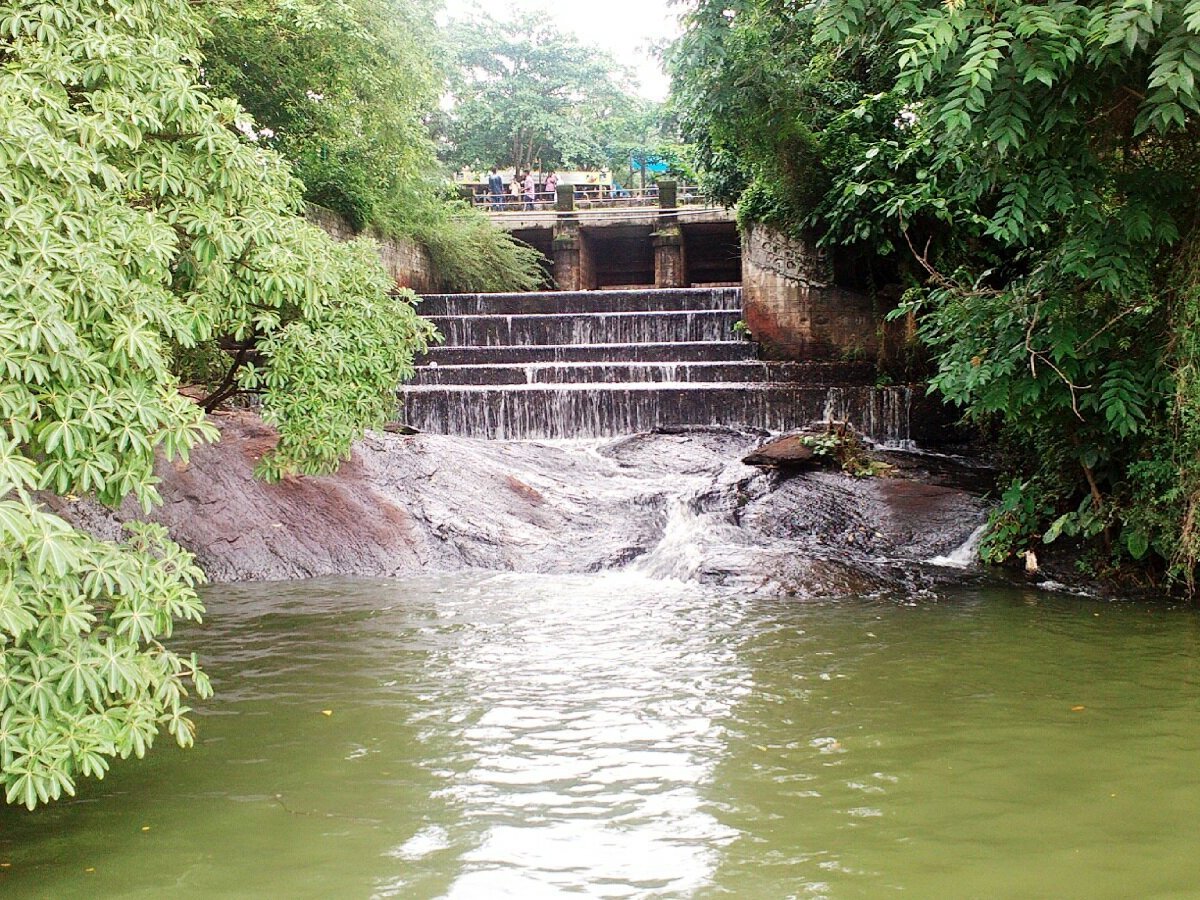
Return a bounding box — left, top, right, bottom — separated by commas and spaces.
404, 288, 918, 444
821, 386, 915, 450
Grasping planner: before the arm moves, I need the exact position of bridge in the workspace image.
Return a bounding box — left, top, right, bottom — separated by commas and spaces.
476, 181, 742, 291
457, 181, 886, 367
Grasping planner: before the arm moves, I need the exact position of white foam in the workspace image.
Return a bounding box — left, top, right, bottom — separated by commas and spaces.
927, 523, 988, 569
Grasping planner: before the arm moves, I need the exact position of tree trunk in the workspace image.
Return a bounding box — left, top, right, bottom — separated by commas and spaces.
201, 337, 255, 413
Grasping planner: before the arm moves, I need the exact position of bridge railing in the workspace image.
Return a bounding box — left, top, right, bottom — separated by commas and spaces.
470, 184, 710, 213
473, 191, 558, 212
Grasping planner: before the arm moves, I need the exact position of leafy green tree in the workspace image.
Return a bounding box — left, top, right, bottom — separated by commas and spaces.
595, 99, 687, 189
0, 0, 433, 807
671, 0, 1200, 587
203, 0, 444, 232
203, 0, 545, 293
441, 9, 647, 173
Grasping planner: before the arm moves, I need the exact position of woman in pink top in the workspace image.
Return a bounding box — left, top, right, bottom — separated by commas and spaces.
522, 170, 536, 210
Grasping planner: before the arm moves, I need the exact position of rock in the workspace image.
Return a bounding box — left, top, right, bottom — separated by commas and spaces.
742, 434, 816, 468
47, 411, 992, 596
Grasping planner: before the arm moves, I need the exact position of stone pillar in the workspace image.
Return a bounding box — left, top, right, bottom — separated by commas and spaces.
552, 219, 582, 292
654, 225, 686, 289
657, 180, 677, 211
556, 183, 575, 213
741, 224, 879, 361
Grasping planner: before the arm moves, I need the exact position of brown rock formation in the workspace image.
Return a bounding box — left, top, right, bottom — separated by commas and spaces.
45, 411, 992, 595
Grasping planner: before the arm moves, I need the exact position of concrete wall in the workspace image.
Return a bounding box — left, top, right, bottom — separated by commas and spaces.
306, 204, 436, 293
741, 224, 879, 361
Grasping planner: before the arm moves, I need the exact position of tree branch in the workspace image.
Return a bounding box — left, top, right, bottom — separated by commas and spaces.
200, 336, 256, 413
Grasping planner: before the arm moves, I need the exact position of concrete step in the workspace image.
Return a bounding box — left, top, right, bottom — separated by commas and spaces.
426, 310, 742, 347
418, 287, 742, 317
398, 382, 914, 443
417, 341, 758, 365
409, 360, 875, 387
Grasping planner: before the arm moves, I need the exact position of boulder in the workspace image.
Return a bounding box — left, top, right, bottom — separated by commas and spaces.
742, 434, 816, 468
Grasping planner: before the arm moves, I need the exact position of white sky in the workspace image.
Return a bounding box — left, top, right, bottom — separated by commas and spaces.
439, 0, 683, 101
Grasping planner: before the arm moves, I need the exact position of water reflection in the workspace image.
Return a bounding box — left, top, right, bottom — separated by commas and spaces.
395, 572, 747, 897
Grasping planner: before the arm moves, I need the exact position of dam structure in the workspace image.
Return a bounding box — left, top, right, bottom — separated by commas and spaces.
400, 287, 915, 444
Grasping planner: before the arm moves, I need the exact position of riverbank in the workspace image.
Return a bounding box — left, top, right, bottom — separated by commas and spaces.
43, 411, 999, 596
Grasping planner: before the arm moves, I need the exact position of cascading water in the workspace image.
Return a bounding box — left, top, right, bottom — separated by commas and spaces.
822, 385, 916, 450
402, 287, 918, 444
927, 522, 989, 569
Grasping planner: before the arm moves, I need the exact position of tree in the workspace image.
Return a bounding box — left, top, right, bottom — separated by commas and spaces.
594, 99, 686, 189
0, 0, 433, 808
203, 0, 444, 232
670, 0, 1200, 586
441, 9, 646, 174
202, 0, 545, 293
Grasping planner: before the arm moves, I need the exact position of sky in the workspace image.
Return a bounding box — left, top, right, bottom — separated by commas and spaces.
439, 0, 683, 101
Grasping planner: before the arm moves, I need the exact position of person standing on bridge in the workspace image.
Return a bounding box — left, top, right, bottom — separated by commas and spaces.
544, 170, 559, 203
522, 170, 536, 211
487, 167, 504, 210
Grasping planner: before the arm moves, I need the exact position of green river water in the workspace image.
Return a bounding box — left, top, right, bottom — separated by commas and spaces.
1, 573, 1198, 899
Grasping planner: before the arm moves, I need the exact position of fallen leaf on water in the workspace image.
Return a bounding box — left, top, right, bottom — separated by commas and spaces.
1071, 705, 1086, 712
141, 826, 150, 832
85, 868, 95, 873
321, 709, 333, 717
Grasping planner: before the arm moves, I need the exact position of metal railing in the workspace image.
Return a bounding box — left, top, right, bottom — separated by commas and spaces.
470, 185, 711, 213
474, 191, 559, 212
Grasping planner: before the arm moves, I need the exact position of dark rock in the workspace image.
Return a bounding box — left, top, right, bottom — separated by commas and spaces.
742, 434, 816, 468
382, 422, 420, 435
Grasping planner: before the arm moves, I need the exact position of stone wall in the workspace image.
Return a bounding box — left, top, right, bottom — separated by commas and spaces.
741, 224, 879, 361
305, 204, 436, 293
653, 225, 686, 289
552, 219, 586, 291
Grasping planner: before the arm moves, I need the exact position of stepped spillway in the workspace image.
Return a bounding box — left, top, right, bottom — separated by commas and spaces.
401, 288, 913, 443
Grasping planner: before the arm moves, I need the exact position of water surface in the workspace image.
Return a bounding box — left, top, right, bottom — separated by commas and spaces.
1, 574, 1197, 898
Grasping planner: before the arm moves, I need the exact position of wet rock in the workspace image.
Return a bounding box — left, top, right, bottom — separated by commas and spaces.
740, 470, 987, 562
382, 422, 420, 435
48, 412, 992, 597
873, 448, 997, 493
742, 434, 816, 468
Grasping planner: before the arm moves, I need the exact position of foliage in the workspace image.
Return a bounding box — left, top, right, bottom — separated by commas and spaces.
203, 0, 443, 233
422, 208, 547, 293
202, 0, 544, 293
440, 8, 658, 176
666, 1, 869, 235
799, 428, 892, 478
597, 101, 682, 189
0, 0, 432, 807
671, 0, 1200, 587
